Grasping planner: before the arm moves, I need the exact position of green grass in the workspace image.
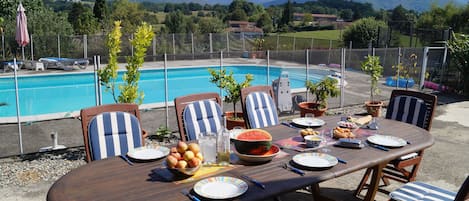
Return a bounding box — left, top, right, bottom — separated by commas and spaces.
279, 30, 342, 40
398, 34, 423, 47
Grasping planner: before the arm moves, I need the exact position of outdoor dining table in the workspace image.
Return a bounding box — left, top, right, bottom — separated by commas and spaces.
47, 116, 434, 201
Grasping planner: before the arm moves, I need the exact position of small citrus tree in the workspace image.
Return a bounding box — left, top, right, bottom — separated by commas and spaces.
99, 21, 154, 104
361, 55, 383, 102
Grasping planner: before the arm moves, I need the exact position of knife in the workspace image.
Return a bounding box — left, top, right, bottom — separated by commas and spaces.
181, 189, 201, 201
283, 163, 305, 176
120, 155, 134, 166
241, 175, 266, 189
281, 122, 296, 129
366, 142, 389, 151
336, 157, 347, 164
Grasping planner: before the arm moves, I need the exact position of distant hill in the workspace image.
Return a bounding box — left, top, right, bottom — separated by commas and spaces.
129, 0, 467, 12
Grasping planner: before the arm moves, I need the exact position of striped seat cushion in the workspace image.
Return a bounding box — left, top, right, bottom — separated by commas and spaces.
88, 111, 142, 161
245, 92, 279, 128
183, 100, 223, 140
389, 181, 457, 201
386, 95, 428, 129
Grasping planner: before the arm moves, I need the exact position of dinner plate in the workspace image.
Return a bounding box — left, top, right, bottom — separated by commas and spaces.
367, 134, 407, 147
234, 145, 280, 163
127, 146, 170, 160
291, 117, 325, 127
292, 152, 338, 168
194, 176, 248, 199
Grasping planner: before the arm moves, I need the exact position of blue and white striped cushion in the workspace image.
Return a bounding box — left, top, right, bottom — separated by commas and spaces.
386, 95, 428, 129
88, 112, 142, 161
390, 181, 457, 201
245, 92, 279, 128
183, 100, 223, 141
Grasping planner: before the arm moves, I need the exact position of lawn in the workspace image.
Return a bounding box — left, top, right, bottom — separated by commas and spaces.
279, 30, 342, 40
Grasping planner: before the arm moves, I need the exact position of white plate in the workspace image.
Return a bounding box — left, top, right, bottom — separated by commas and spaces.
292, 117, 325, 127
337, 121, 358, 129
367, 135, 407, 147
194, 176, 248, 199
292, 152, 338, 168
127, 146, 170, 160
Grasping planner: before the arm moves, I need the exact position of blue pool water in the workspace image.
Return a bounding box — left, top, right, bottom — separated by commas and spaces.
0, 65, 326, 118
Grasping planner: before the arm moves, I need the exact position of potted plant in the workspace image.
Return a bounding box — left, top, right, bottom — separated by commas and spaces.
388, 53, 418, 89
298, 77, 339, 117
251, 38, 265, 59
208, 68, 253, 129
361, 55, 384, 117
151, 125, 173, 144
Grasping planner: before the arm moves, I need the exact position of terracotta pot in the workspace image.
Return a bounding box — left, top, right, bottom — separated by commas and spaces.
297, 102, 327, 117
365, 101, 383, 117
225, 111, 245, 129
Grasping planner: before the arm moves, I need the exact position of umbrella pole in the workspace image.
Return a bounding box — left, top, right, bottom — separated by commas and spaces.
13, 58, 24, 155
21, 46, 25, 61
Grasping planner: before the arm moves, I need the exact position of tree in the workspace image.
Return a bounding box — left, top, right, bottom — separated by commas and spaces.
342, 17, 387, 48
164, 11, 186, 33
110, 0, 144, 34
69, 3, 98, 35
229, 9, 248, 21
301, 13, 313, 26
257, 13, 273, 33
340, 9, 353, 21
93, 0, 107, 24
198, 18, 225, 34
280, 0, 293, 27
447, 33, 469, 96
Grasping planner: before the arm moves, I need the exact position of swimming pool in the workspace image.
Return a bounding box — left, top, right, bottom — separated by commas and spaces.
0, 65, 329, 120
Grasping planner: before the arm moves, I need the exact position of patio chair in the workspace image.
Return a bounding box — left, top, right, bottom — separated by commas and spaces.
240, 85, 279, 129
80, 103, 147, 162
355, 89, 437, 196
389, 176, 469, 201
174, 92, 223, 141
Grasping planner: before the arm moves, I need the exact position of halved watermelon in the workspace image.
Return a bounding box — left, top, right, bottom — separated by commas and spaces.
234, 129, 272, 155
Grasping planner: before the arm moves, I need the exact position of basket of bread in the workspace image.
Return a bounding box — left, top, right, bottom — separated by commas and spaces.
333, 127, 355, 139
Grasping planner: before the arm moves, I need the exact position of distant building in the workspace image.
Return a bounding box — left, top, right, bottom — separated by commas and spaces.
293, 13, 338, 22
227, 21, 263, 37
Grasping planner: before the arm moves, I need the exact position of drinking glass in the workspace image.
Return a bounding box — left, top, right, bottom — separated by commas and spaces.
304, 113, 314, 128
198, 132, 217, 165
320, 128, 332, 153
217, 127, 231, 165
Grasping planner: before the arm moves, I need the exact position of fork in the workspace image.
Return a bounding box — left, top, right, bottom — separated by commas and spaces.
181, 189, 201, 201
120, 155, 134, 166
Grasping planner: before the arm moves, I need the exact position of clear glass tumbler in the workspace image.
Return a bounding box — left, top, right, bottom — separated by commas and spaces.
217, 128, 231, 165
198, 132, 217, 165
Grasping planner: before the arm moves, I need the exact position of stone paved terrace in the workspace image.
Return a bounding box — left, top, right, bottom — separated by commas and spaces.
0, 58, 468, 200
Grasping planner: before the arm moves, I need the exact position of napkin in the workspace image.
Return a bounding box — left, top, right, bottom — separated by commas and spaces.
353, 115, 372, 126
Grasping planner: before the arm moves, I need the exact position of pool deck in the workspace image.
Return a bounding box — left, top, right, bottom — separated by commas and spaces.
0, 58, 468, 200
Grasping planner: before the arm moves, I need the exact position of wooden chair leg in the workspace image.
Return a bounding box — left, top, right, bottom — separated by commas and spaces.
364, 162, 387, 201
354, 168, 372, 197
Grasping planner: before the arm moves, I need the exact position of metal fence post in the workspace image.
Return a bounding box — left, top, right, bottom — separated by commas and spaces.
1, 32, 4, 60
340, 48, 346, 109
293, 36, 296, 51
305, 49, 309, 101
420, 47, 429, 90
267, 50, 270, 85
191, 33, 194, 59
327, 39, 332, 64
172, 33, 175, 55
397, 47, 402, 89
30, 34, 34, 60
152, 35, 156, 61
219, 51, 224, 110
310, 38, 314, 50
242, 32, 245, 51
209, 33, 213, 55
164, 53, 169, 127
226, 32, 230, 53
83, 35, 87, 59
276, 34, 279, 52
58, 34, 61, 58
347, 41, 352, 67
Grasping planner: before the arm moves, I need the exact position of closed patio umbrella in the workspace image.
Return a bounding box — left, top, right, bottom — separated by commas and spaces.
15, 3, 29, 61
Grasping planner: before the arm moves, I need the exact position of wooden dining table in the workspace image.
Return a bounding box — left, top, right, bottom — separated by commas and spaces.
47, 116, 434, 201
